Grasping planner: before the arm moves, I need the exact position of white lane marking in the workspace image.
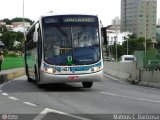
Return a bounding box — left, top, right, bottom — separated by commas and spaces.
3, 82, 8, 85
33, 108, 91, 120
101, 92, 160, 103
7, 81, 11, 84
1, 93, 8, 96
104, 74, 126, 84
23, 102, 37, 107
9, 96, 19, 101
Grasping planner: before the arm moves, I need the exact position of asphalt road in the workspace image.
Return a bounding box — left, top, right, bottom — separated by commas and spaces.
1, 74, 160, 120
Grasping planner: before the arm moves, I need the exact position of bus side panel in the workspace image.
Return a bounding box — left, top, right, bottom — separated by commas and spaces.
26, 50, 37, 79
25, 22, 40, 80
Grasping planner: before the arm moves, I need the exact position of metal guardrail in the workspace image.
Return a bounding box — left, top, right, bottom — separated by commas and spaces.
135, 49, 160, 71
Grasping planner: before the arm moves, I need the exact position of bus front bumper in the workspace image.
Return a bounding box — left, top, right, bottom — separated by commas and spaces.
39, 70, 103, 84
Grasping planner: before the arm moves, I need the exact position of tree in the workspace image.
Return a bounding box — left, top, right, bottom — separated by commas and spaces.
11, 17, 34, 25
122, 36, 152, 55
155, 41, 160, 49
123, 37, 145, 54
3, 18, 12, 25
110, 42, 125, 60
2, 17, 34, 25
2, 31, 24, 51
109, 34, 153, 60
0, 25, 8, 32
1, 17, 34, 51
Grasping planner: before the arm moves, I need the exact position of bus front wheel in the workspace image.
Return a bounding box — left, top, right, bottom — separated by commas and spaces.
82, 82, 93, 88
37, 83, 44, 88
27, 76, 32, 82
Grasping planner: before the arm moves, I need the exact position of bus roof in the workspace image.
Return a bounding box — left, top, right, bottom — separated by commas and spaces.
40, 12, 98, 19
25, 12, 99, 37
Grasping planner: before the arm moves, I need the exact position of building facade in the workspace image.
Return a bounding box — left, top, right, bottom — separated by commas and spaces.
11, 22, 30, 33
0, 20, 6, 26
12, 22, 30, 28
107, 25, 132, 46
157, 26, 160, 42
121, 0, 157, 44
112, 17, 121, 26
158, 18, 160, 25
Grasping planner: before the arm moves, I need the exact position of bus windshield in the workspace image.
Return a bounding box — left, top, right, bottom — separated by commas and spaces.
42, 15, 100, 65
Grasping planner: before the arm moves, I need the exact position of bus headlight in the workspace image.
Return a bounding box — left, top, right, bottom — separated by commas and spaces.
91, 67, 102, 72
44, 67, 56, 74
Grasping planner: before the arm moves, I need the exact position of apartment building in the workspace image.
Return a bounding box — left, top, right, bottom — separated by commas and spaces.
112, 17, 121, 26
158, 18, 160, 25
121, 0, 157, 44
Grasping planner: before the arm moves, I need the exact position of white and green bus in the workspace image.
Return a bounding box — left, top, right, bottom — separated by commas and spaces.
24, 14, 104, 88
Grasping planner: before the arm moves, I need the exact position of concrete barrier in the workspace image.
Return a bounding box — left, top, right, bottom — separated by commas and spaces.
104, 61, 160, 88
104, 62, 139, 82
0, 68, 25, 84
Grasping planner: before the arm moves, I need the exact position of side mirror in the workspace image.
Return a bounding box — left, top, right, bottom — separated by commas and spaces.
101, 27, 107, 45
33, 23, 39, 42
33, 31, 38, 42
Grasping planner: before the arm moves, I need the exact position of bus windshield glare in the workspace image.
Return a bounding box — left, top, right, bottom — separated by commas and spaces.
42, 15, 100, 65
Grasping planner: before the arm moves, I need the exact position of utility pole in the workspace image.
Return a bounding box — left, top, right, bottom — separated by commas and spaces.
144, 0, 147, 63
23, 0, 25, 36
114, 22, 118, 62
124, 36, 128, 55
143, 0, 148, 70
127, 37, 128, 55
115, 36, 117, 62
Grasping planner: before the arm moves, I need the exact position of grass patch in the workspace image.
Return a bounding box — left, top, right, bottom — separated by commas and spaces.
1, 57, 25, 70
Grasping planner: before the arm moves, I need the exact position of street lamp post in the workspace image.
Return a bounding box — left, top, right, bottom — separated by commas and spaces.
127, 37, 128, 55
114, 36, 117, 62
144, 1, 147, 59
111, 37, 113, 60
23, 0, 25, 37
124, 36, 128, 55
144, 0, 147, 69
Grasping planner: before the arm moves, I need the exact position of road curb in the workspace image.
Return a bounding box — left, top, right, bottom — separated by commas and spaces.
138, 81, 160, 89
104, 71, 160, 89
0, 68, 25, 84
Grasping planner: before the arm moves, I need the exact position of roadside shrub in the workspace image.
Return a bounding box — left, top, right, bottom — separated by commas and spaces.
4, 51, 22, 57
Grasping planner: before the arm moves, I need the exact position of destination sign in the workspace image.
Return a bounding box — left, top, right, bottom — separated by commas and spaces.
63, 17, 95, 23
43, 15, 98, 26
44, 18, 58, 23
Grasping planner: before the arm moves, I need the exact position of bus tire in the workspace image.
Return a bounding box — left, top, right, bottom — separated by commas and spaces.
27, 76, 32, 82
82, 82, 93, 88
37, 83, 44, 88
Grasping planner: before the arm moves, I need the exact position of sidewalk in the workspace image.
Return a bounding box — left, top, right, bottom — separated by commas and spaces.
0, 68, 25, 84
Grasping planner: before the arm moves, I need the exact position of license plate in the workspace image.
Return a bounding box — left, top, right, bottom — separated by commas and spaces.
68, 76, 79, 80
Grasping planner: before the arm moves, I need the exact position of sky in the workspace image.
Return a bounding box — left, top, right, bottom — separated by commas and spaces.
0, 0, 160, 26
